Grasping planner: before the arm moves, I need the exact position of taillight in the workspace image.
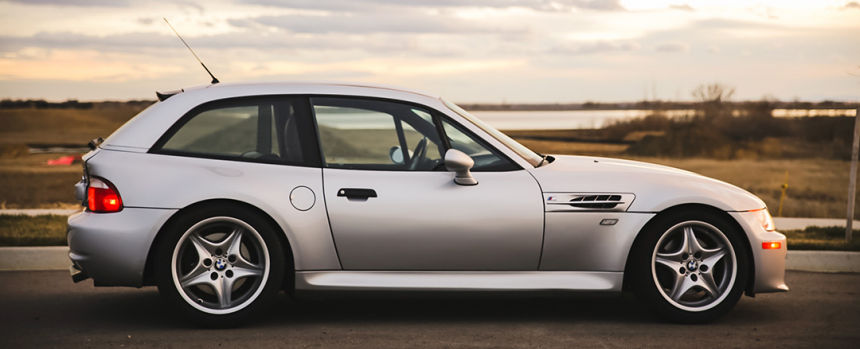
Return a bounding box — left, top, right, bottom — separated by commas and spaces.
87, 177, 123, 213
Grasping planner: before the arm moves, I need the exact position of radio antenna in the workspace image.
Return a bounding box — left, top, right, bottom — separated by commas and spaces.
163, 17, 219, 84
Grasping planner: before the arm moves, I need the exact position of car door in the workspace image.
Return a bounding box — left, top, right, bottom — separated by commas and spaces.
312, 96, 544, 271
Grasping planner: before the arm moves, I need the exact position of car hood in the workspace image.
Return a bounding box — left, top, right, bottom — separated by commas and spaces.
528, 155, 766, 212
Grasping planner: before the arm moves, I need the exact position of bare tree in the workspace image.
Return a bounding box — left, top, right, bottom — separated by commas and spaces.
692, 83, 735, 120
692, 83, 735, 103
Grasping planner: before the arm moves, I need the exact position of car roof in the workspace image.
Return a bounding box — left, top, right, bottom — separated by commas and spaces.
170, 81, 439, 101
103, 81, 446, 151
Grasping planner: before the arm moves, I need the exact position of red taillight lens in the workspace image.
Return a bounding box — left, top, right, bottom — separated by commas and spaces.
87, 177, 123, 213
762, 241, 782, 250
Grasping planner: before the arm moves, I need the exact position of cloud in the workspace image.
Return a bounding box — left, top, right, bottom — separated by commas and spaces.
0, 32, 173, 53
844, 2, 860, 10
239, 0, 625, 12
655, 42, 689, 53
137, 17, 155, 26
550, 40, 640, 55
229, 13, 524, 34
0, 30, 427, 56
669, 4, 694, 12
0, 0, 131, 6
688, 18, 786, 32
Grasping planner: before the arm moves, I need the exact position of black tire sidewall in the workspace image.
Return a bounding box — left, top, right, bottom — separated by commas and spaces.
631, 209, 750, 323
154, 204, 285, 327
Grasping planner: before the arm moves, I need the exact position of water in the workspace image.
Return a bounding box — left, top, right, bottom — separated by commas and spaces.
473, 109, 857, 130
472, 110, 655, 130
317, 109, 856, 130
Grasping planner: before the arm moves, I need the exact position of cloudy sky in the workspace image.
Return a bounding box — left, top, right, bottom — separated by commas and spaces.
0, 0, 858, 102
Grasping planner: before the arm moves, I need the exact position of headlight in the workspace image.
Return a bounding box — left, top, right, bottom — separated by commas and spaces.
752, 208, 776, 232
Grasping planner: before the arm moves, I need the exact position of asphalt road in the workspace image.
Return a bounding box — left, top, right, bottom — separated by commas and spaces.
0, 271, 857, 348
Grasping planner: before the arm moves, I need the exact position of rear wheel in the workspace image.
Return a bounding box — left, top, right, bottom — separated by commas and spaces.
631, 209, 749, 323
155, 205, 285, 326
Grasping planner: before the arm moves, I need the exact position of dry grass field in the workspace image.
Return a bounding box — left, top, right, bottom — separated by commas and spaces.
513, 138, 856, 219
632, 157, 851, 218
0, 105, 142, 146
0, 104, 148, 208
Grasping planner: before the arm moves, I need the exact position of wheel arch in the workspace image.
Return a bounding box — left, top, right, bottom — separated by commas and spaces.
621, 203, 756, 296
142, 198, 296, 292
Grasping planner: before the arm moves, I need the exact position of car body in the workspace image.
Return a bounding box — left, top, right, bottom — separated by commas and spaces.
67, 82, 787, 325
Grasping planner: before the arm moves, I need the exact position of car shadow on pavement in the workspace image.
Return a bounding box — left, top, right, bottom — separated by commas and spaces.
261, 292, 656, 325
56, 289, 782, 328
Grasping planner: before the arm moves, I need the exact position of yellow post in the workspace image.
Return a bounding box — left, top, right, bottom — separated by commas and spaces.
847, 108, 860, 243
777, 171, 789, 217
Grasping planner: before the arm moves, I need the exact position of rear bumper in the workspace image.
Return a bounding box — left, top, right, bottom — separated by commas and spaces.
729, 211, 789, 294
67, 207, 177, 287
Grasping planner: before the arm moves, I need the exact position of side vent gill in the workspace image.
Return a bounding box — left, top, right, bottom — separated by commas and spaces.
544, 193, 635, 212
569, 194, 623, 209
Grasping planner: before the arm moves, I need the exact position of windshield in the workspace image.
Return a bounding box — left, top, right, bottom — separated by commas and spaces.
442, 98, 544, 167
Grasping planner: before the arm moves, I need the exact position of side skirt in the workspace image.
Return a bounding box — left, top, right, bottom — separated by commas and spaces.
295, 271, 623, 292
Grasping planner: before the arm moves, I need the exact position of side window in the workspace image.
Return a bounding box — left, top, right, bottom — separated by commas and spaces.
315, 105, 399, 165
312, 97, 444, 171
402, 109, 442, 165
158, 98, 312, 165
440, 118, 518, 171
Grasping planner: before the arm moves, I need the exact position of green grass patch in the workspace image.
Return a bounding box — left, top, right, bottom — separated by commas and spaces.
0, 215, 67, 246
1, 215, 859, 250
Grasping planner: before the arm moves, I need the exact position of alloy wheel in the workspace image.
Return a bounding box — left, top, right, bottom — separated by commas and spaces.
170, 216, 271, 315
650, 220, 737, 312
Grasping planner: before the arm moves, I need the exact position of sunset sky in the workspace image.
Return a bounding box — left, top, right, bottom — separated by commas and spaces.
0, 0, 858, 102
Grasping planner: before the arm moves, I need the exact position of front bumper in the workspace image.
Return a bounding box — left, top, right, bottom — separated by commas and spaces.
67, 207, 177, 287
729, 211, 789, 294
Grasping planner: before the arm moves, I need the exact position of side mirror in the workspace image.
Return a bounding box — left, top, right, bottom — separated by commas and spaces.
444, 149, 478, 186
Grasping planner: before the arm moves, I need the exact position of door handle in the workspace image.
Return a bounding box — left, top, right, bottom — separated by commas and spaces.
337, 188, 377, 200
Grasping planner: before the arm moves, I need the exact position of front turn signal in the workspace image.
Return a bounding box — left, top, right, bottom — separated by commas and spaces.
762, 241, 782, 250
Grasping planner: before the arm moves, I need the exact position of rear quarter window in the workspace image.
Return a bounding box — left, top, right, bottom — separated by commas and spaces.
153, 97, 320, 166
161, 105, 261, 156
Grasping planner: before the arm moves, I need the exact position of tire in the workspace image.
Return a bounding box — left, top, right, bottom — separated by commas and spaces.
154, 204, 285, 327
630, 208, 749, 323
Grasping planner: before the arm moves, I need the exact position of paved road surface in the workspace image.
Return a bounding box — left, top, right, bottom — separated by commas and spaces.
0, 271, 857, 348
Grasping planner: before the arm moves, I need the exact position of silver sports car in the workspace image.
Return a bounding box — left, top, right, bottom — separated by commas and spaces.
67, 82, 788, 326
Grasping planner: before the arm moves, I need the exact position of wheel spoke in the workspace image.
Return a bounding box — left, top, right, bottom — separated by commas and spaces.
231, 265, 262, 279
655, 255, 681, 271
233, 252, 261, 271
210, 274, 234, 308
683, 226, 701, 254
188, 234, 216, 259
223, 228, 244, 257
669, 275, 695, 301
698, 271, 720, 297
180, 265, 211, 288
702, 249, 727, 268
655, 227, 688, 262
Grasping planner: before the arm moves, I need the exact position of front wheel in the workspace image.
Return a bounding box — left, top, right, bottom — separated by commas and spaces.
631, 209, 749, 323
154, 205, 285, 326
